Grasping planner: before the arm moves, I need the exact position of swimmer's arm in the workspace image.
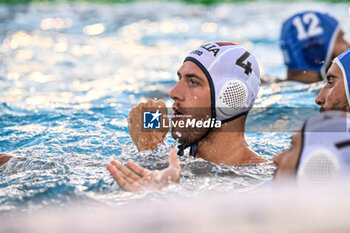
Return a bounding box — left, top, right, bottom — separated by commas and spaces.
128, 100, 169, 151
0, 153, 13, 165
107, 148, 181, 192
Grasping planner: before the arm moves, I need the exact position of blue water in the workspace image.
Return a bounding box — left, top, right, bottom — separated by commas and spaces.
0, 2, 349, 213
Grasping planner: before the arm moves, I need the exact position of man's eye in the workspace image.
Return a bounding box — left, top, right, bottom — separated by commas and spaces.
190, 78, 199, 86
327, 81, 334, 87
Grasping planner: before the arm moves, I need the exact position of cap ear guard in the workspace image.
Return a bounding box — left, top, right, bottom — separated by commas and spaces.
297, 148, 339, 186
216, 79, 248, 119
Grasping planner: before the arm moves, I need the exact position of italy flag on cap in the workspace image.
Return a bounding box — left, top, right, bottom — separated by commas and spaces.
335, 49, 350, 106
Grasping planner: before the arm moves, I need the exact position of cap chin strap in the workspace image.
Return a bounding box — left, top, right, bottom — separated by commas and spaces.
177, 140, 198, 157
177, 127, 212, 157
177, 111, 247, 158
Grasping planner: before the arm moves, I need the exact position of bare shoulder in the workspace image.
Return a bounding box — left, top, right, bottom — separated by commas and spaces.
241, 149, 267, 164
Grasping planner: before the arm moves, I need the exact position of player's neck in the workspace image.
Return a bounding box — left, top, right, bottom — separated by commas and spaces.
195, 117, 264, 164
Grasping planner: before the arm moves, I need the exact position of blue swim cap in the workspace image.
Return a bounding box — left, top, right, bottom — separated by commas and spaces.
280, 11, 339, 79
296, 111, 350, 185
334, 49, 350, 106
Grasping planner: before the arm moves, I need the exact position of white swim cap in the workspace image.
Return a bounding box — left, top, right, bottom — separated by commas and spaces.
184, 42, 261, 122
296, 111, 350, 186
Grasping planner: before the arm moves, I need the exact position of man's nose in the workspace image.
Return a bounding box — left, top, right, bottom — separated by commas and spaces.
169, 81, 185, 101
315, 87, 326, 106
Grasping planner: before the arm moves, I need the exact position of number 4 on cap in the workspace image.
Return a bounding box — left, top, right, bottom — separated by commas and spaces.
236, 52, 252, 75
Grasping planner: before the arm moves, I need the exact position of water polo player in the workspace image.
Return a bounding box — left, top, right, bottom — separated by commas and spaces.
316, 49, 350, 112
121, 42, 266, 165
280, 11, 350, 83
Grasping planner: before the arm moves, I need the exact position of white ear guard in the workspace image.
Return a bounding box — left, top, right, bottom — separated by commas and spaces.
297, 148, 340, 186
296, 112, 350, 186
216, 79, 248, 118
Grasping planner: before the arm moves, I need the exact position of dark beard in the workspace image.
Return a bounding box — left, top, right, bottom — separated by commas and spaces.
319, 102, 348, 113
170, 107, 212, 145
171, 124, 209, 146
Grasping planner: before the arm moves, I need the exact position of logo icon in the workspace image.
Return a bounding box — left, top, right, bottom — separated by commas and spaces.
143, 110, 161, 129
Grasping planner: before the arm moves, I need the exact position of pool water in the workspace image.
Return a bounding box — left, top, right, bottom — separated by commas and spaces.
0, 2, 349, 213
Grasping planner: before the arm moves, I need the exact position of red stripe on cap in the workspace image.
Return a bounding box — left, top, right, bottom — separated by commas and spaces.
215, 42, 238, 46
